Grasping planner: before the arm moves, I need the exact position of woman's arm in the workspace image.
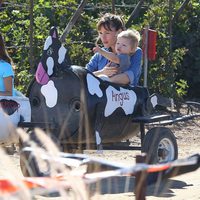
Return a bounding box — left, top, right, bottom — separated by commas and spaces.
110, 73, 130, 84
93, 64, 119, 77
0, 76, 13, 96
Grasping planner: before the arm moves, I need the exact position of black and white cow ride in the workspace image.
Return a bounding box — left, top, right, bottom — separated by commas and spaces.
29, 27, 151, 146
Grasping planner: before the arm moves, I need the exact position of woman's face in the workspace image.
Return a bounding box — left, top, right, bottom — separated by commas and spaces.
98, 26, 119, 50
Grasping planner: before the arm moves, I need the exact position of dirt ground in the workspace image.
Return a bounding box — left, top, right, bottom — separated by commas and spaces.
0, 117, 200, 200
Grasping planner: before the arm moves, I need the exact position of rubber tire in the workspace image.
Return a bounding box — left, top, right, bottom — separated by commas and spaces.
141, 127, 178, 164
19, 131, 60, 177
20, 148, 47, 177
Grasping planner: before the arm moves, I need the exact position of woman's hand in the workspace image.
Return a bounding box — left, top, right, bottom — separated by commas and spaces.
101, 63, 119, 77
93, 62, 119, 77
93, 45, 101, 53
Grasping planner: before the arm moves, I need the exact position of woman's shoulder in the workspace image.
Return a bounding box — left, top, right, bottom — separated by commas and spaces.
135, 47, 142, 53
130, 47, 142, 58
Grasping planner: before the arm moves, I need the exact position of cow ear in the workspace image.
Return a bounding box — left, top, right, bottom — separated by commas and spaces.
50, 26, 59, 39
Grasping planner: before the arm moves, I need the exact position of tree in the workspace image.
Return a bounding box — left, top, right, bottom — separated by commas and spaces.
138, 0, 197, 100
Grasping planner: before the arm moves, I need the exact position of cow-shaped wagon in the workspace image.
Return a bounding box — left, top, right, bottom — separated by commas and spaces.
19, 27, 180, 176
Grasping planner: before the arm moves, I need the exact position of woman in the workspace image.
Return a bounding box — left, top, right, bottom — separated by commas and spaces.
86, 13, 142, 86
0, 32, 15, 96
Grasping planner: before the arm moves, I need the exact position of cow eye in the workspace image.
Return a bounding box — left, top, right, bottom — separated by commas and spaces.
47, 47, 53, 56
70, 99, 81, 112
73, 100, 81, 112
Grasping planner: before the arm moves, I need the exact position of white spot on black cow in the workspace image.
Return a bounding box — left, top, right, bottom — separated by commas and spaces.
44, 36, 52, 50
86, 74, 103, 97
104, 86, 137, 117
151, 95, 158, 107
58, 45, 67, 64
95, 131, 102, 145
46, 57, 54, 76
41, 80, 58, 108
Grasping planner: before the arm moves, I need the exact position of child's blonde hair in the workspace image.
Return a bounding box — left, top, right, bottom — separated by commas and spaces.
117, 29, 141, 49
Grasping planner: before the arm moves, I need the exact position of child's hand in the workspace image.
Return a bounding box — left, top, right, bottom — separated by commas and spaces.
93, 45, 101, 53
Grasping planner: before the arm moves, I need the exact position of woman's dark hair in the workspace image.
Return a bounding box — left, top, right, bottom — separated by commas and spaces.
97, 13, 125, 32
0, 33, 12, 64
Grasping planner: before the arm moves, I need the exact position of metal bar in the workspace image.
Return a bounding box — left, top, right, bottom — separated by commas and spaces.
185, 101, 200, 106
18, 122, 56, 129
132, 114, 171, 123
150, 114, 200, 126
103, 146, 141, 151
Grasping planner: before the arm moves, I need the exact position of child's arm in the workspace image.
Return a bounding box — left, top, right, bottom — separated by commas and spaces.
93, 45, 120, 64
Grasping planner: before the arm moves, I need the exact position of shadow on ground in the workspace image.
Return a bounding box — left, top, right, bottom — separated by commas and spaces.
89, 176, 192, 198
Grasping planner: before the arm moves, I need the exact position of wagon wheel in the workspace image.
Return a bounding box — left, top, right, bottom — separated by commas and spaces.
19, 131, 60, 177
141, 127, 178, 164
20, 146, 47, 177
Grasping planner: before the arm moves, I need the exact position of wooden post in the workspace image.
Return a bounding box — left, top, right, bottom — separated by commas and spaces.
143, 25, 149, 87
135, 154, 147, 200
111, 0, 115, 14
29, 0, 34, 70
168, 0, 173, 70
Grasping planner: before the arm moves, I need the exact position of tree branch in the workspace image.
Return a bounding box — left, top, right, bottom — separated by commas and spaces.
60, 0, 87, 43
126, 0, 145, 28
172, 0, 191, 25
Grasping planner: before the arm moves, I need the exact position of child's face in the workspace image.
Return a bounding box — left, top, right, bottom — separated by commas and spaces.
115, 37, 135, 55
